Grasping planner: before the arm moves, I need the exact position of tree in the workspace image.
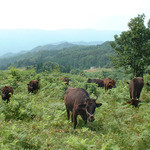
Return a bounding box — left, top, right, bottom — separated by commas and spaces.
110, 14, 150, 77
148, 19, 150, 28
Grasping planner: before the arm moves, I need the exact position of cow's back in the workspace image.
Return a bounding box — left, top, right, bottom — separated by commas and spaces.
2, 86, 14, 94
64, 88, 89, 111
96, 79, 104, 87
129, 77, 144, 99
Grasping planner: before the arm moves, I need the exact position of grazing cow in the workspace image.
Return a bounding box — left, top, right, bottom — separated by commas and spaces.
59, 77, 71, 85
127, 77, 144, 107
64, 87, 102, 129
87, 79, 104, 87
103, 78, 116, 91
27, 80, 39, 93
1, 86, 14, 103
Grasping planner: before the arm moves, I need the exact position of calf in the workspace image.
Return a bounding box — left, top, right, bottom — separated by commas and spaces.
64, 87, 102, 129
27, 80, 39, 93
1, 86, 14, 103
127, 77, 144, 107
87, 79, 104, 87
103, 78, 116, 91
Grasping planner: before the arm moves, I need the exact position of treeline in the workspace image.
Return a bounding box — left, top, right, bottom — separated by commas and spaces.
0, 41, 114, 72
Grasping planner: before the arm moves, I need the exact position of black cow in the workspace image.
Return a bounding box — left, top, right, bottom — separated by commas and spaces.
64, 87, 102, 129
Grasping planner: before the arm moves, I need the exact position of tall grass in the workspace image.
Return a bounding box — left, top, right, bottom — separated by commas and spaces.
0, 68, 150, 149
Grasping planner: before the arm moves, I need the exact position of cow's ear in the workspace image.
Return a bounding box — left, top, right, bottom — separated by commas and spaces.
96, 103, 102, 107
27, 84, 29, 85
126, 81, 129, 84
78, 103, 86, 109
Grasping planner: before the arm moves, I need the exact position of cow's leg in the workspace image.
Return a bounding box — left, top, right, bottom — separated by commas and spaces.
81, 114, 87, 124
66, 109, 70, 120
73, 110, 77, 129
6, 98, 9, 103
105, 85, 107, 91
71, 112, 73, 122
137, 90, 141, 100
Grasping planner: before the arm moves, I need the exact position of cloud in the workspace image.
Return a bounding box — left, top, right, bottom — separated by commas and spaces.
0, 0, 149, 30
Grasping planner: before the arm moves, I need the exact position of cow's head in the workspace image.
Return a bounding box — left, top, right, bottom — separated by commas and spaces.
27, 82, 35, 92
127, 99, 141, 107
78, 98, 102, 122
108, 80, 116, 89
2, 92, 7, 100
87, 79, 92, 83
1, 91, 11, 100
27, 83, 33, 88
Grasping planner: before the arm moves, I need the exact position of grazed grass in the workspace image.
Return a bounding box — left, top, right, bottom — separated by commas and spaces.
0, 68, 150, 149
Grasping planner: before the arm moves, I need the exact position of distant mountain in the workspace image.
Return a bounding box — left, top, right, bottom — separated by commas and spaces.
31, 42, 77, 52
0, 29, 121, 56
0, 41, 114, 70
72, 41, 103, 45
0, 51, 27, 58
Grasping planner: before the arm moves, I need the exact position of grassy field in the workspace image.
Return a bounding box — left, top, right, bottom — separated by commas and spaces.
0, 68, 150, 149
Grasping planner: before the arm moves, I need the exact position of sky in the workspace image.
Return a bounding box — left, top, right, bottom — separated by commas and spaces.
0, 0, 149, 31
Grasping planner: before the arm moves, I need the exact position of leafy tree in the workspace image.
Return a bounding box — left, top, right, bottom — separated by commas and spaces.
111, 14, 150, 77
148, 19, 150, 28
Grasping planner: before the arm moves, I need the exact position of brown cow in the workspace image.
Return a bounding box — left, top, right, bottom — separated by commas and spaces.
1, 86, 14, 103
64, 87, 102, 129
27, 80, 39, 93
127, 77, 144, 107
87, 79, 104, 87
59, 77, 71, 85
103, 78, 116, 91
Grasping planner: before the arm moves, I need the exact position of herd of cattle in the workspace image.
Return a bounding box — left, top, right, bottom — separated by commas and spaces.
1, 76, 145, 129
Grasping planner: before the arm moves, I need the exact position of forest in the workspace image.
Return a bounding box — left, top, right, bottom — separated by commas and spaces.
0, 41, 113, 71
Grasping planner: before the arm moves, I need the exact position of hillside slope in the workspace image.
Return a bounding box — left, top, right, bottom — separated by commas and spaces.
0, 41, 114, 70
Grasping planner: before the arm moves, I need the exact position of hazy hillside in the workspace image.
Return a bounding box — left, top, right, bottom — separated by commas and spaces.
0, 41, 114, 71
0, 29, 121, 56
31, 42, 77, 52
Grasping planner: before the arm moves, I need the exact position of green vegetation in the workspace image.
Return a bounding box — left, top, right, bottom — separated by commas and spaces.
0, 67, 150, 149
0, 14, 150, 149
0, 41, 113, 71
111, 14, 150, 77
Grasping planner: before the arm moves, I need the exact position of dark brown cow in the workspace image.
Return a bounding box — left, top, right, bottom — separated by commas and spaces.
59, 77, 71, 85
1, 86, 14, 103
27, 80, 39, 93
103, 78, 116, 91
64, 87, 102, 129
87, 79, 104, 87
127, 77, 144, 107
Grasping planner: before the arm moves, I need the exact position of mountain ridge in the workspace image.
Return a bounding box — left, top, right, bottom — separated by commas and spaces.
0, 29, 121, 56
0, 41, 114, 70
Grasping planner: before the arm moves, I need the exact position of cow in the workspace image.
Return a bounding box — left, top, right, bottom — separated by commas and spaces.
27, 80, 39, 93
1, 86, 14, 103
127, 77, 144, 107
87, 79, 104, 87
64, 87, 102, 129
103, 78, 116, 91
59, 77, 71, 85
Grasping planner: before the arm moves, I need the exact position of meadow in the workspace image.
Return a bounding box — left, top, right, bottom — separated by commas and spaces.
0, 67, 150, 150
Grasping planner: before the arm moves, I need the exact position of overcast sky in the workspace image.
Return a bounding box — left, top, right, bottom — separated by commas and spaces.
0, 0, 149, 31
